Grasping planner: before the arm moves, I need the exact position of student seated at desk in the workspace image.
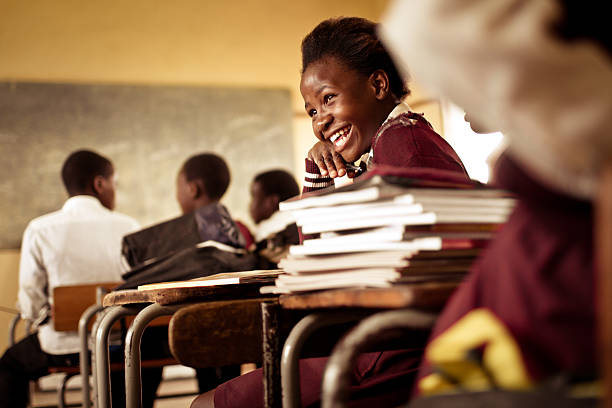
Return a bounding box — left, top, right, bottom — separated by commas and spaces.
0, 150, 140, 408
120, 152, 245, 397
191, 16, 471, 408
175, 152, 245, 391
249, 169, 300, 266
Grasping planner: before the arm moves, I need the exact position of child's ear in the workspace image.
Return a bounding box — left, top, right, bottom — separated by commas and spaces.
92, 175, 105, 195
189, 181, 200, 199
369, 70, 391, 101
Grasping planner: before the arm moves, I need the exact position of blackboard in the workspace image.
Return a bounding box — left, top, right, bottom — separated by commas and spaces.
0, 82, 295, 249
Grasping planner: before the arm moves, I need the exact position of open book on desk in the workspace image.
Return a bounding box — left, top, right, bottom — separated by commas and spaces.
137, 269, 283, 291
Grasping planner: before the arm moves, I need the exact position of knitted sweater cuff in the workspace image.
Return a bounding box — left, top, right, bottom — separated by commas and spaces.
302, 158, 334, 193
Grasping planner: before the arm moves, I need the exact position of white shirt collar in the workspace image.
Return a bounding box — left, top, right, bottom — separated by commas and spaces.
62, 195, 106, 212
361, 102, 412, 167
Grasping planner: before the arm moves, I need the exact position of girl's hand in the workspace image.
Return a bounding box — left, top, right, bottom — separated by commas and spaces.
308, 141, 346, 178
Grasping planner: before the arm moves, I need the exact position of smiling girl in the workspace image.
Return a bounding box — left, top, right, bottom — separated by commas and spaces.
189, 17, 469, 408
301, 17, 468, 193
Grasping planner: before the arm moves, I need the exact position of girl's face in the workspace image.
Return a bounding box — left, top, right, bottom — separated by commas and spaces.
300, 56, 388, 163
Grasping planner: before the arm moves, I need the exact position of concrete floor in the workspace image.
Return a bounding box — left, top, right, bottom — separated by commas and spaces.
30, 365, 199, 408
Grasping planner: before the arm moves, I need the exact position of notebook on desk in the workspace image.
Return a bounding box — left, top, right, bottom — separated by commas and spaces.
137, 269, 284, 291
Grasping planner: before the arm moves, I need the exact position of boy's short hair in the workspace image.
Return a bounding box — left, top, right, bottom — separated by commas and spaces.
301, 17, 409, 99
61, 149, 113, 196
253, 169, 300, 202
181, 153, 230, 200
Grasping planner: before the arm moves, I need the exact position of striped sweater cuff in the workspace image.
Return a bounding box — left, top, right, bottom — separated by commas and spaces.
303, 158, 334, 193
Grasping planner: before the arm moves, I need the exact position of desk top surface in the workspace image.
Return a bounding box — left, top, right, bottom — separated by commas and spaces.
103, 280, 458, 309
279, 282, 458, 310
102, 282, 269, 306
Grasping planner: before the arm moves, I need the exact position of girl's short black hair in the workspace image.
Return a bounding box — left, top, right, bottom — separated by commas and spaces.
182, 153, 230, 200
301, 17, 409, 100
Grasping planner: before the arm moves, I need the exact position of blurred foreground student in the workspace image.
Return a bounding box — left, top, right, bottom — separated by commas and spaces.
249, 169, 300, 266
0, 150, 139, 408
379, 0, 612, 398
300, 17, 468, 194
191, 17, 470, 408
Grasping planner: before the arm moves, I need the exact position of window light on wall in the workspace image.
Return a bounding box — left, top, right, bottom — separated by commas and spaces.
441, 100, 505, 184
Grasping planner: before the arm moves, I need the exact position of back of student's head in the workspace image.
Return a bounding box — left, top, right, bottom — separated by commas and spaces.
254, 170, 300, 202
61, 149, 113, 196
301, 16, 409, 99
181, 153, 230, 201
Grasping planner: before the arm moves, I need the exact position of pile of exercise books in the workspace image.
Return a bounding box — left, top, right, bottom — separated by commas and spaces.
261, 170, 515, 294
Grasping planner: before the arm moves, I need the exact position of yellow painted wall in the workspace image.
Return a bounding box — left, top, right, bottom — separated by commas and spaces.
0, 0, 443, 354
0, 250, 22, 354
0, 0, 442, 149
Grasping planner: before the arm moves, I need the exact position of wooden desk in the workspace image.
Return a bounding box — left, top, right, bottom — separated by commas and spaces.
102, 282, 267, 306
271, 282, 458, 408
96, 283, 276, 408
279, 282, 457, 310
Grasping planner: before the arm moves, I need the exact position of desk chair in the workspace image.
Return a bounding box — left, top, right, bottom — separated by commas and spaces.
53, 282, 119, 408
6, 283, 118, 408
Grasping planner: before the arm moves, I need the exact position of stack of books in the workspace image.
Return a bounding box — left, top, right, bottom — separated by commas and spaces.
261, 174, 515, 294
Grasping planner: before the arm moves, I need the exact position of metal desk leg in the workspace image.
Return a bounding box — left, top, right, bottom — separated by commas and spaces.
79, 304, 104, 408
8, 314, 20, 347
91, 306, 113, 408
95, 305, 142, 408
261, 301, 281, 408
281, 312, 369, 408
125, 303, 181, 408
58, 372, 78, 408
321, 309, 437, 408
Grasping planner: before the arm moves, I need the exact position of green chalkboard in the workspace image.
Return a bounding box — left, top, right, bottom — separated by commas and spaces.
0, 82, 295, 249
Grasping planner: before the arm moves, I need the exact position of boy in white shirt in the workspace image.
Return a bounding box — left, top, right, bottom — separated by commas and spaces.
0, 149, 139, 408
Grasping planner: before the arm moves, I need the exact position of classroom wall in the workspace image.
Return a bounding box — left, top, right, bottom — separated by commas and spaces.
0, 250, 22, 353
0, 0, 444, 353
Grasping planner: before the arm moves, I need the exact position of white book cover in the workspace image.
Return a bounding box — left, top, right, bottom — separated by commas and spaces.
300, 211, 508, 234
289, 237, 443, 256
279, 249, 415, 273
272, 269, 400, 293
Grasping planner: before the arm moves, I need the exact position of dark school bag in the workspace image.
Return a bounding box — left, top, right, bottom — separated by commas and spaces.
117, 242, 258, 290
118, 203, 254, 289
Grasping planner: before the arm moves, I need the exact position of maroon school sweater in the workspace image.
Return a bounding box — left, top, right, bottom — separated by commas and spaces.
416, 153, 595, 394
304, 112, 469, 193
